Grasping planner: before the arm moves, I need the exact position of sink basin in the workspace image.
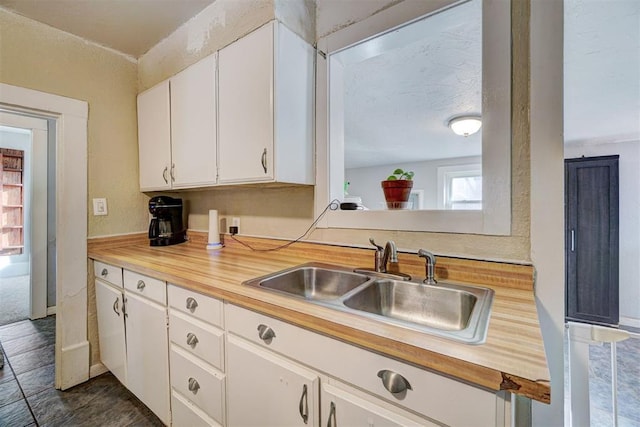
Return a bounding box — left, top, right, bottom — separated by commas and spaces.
344, 280, 477, 331
343, 279, 494, 343
244, 263, 369, 301
243, 263, 494, 344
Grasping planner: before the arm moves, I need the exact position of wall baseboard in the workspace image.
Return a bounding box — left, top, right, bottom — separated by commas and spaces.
620, 316, 640, 329
47, 306, 56, 315
89, 362, 108, 378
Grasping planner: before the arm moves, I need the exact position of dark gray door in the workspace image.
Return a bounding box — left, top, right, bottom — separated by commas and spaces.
565, 155, 619, 325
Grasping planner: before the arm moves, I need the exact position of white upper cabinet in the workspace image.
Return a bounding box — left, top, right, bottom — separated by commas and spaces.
218, 21, 314, 185
137, 80, 172, 191
170, 54, 218, 189
137, 53, 217, 191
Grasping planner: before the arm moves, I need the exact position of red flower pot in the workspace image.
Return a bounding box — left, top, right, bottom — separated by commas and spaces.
381, 180, 413, 209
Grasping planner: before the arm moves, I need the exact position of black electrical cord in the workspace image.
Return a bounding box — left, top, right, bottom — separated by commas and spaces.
229, 199, 341, 252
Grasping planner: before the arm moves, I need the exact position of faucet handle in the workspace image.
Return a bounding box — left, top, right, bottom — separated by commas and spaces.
369, 238, 383, 252
418, 249, 437, 284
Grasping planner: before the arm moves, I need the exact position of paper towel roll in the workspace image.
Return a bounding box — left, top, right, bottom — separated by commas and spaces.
207, 209, 222, 250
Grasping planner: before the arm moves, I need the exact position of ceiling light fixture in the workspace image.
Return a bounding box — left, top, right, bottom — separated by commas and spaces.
448, 116, 482, 137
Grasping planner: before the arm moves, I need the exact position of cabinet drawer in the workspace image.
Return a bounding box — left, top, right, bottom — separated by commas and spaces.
168, 284, 223, 327
94, 261, 123, 287
225, 303, 501, 427
171, 390, 220, 427
169, 309, 224, 371
123, 270, 166, 305
170, 345, 225, 425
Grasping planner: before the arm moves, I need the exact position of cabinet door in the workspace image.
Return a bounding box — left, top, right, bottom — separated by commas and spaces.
218, 22, 274, 183
95, 279, 127, 385
125, 291, 170, 425
137, 81, 171, 191
170, 54, 218, 188
227, 334, 319, 427
321, 382, 436, 427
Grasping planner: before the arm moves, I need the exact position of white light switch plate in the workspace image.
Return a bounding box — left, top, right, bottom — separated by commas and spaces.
93, 198, 108, 216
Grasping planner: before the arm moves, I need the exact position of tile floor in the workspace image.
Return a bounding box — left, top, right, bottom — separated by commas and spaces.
0, 316, 163, 427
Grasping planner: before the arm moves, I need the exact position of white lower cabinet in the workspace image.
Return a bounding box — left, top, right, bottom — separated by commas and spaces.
227, 334, 319, 427
94, 278, 127, 385
124, 291, 170, 425
225, 303, 511, 427
168, 285, 226, 427
94, 262, 170, 425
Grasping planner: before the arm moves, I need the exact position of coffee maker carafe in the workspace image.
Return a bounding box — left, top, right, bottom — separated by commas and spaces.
148, 196, 187, 246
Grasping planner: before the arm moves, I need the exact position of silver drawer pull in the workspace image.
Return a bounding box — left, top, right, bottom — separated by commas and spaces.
186, 332, 199, 348
186, 297, 198, 312
257, 324, 276, 342
327, 402, 336, 427
299, 384, 309, 424
136, 280, 146, 290
377, 369, 412, 394
112, 298, 120, 316
101, 268, 108, 277
188, 377, 200, 394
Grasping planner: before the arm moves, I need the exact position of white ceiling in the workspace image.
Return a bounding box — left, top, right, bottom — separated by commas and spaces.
0, 0, 215, 57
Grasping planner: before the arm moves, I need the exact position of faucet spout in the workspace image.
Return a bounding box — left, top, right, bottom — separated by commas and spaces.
381, 241, 398, 272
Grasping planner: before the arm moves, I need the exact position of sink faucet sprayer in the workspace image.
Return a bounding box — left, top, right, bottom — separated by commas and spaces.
418, 249, 437, 284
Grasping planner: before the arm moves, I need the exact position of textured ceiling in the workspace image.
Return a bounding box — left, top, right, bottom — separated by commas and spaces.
0, 0, 215, 57
337, 0, 482, 169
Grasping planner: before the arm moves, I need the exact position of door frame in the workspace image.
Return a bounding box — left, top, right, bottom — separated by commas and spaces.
0, 112, 48, 319
1, 82, 89, 390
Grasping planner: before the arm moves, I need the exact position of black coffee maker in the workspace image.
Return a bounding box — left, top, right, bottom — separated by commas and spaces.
148, 196, 187, 246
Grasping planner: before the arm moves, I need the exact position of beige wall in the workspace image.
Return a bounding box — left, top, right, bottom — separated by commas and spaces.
139, 0, 531, 263
0, 8, 149, 238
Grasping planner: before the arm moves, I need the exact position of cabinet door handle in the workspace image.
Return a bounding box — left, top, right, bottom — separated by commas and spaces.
101, 268, 108, 277
170, 163, 175, 182
326, 401, 336, 427
257, 324, 276, 342
112, 298, 120, 316
298, 384, 309, 424
570, 229, 575, 252
261, 148, 267, 174
162, 166, 169, 184
136, 280, 146, 291
122, 297, 128, 318
185, 297, 198, 312
188, 377, 200, 394
186, 332, 199, 348
377, 369, 412, 394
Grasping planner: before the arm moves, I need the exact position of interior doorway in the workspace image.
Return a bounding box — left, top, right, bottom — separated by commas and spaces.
0, 112, 49, 326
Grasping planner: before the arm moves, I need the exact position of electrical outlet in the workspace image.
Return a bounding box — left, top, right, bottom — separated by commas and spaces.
232, 217, 240, 228
93, 198, 108, 216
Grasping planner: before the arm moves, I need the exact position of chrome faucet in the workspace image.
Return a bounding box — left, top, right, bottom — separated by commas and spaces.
369, 238, 398, 273
418, 249, 437, 284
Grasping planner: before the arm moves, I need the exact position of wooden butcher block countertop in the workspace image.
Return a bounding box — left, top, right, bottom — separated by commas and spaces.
88, 233, 551, 404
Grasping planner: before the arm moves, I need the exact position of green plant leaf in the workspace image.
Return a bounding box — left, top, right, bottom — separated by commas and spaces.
386, 175, 398, 180
393, 168, 404, 175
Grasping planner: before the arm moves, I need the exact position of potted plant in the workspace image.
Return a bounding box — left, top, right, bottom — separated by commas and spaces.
381, 168, 414, 209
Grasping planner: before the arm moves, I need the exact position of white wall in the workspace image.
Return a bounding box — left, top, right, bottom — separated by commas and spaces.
345, 156, 481, 210
565, 140, 640, 327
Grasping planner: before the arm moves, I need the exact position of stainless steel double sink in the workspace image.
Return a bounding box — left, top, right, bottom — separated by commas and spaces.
242, 262, 494, 344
